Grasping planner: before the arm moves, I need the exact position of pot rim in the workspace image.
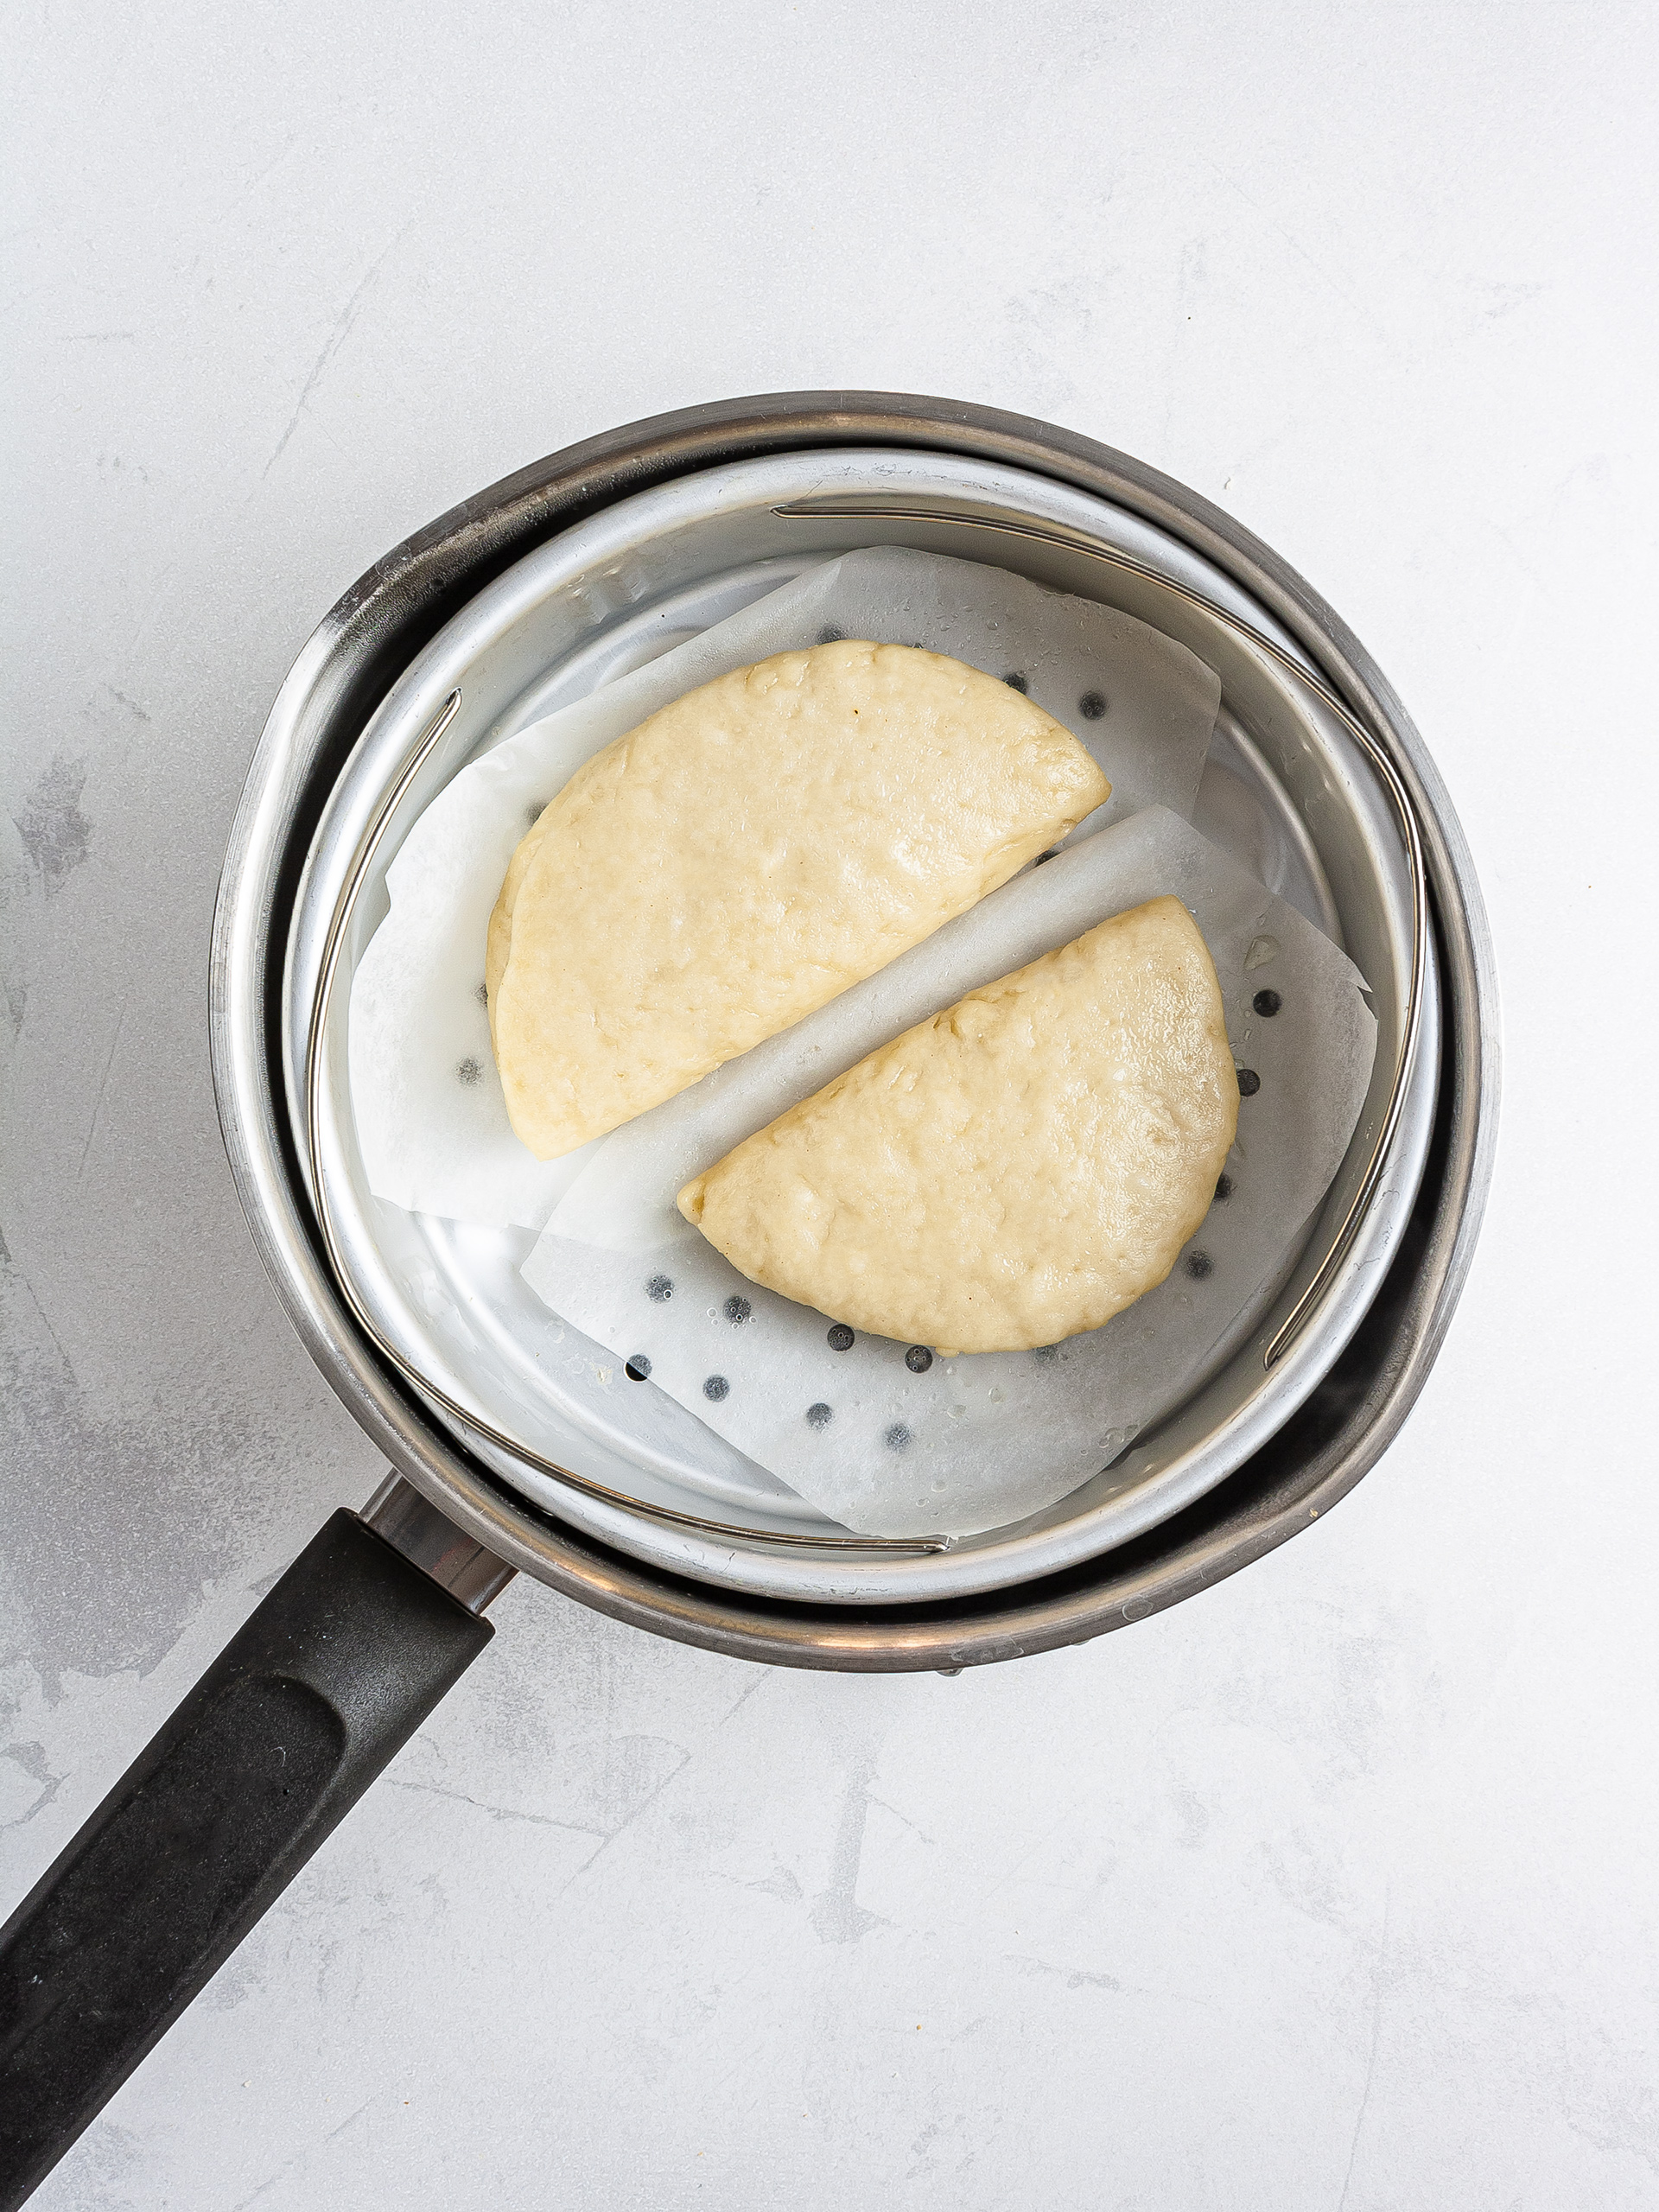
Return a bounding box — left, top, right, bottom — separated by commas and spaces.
209, 390, 1501, 1672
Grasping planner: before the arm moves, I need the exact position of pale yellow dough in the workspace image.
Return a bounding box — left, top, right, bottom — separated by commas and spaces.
677, 897, 1239, 1354
488, 641, 1110, 1158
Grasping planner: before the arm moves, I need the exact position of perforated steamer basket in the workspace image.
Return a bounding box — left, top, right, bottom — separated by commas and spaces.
291, 457, 1437, 1598
216, 391, 1497, 1661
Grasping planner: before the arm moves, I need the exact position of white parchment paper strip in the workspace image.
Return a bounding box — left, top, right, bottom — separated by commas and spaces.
524, 809, 1376, 1538
347, 547, 1221, 1230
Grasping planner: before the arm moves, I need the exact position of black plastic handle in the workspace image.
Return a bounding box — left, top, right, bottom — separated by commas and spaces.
0, 1510, 495, 2210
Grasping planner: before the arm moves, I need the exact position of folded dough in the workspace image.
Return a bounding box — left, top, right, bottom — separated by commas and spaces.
676, 896, 1239, 1354
488, 641, 1111, 1158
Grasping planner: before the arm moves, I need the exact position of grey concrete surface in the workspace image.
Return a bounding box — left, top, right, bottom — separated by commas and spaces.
3, 3, 1656, 2206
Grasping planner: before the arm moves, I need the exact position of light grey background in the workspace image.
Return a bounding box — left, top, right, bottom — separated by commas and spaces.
3, 3, 1655, 2207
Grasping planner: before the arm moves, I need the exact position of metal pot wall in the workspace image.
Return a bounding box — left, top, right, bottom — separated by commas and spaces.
221, 389, 1499, 1663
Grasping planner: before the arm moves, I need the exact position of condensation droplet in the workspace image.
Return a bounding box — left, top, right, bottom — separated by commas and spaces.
1245, 933, 1280, 971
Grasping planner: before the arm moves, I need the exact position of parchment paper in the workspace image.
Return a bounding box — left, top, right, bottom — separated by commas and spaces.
523, 809, 1376, 1538
346, 546, 1222, 1230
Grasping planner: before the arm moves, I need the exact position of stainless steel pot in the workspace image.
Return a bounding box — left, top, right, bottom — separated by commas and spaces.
0, 394, 1497, 2209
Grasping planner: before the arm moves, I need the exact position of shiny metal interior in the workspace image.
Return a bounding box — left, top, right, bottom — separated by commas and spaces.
210, 393, 1497, 1666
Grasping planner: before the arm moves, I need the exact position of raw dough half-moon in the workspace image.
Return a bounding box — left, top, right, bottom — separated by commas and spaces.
488, 640, 1110, 1158
677, 895, 1239, 1354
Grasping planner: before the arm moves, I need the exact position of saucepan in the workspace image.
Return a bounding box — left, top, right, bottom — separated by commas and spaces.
0, 392, 1498, 2209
